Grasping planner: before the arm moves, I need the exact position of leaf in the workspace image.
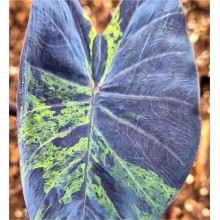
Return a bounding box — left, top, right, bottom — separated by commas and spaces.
17, 0, 201, 219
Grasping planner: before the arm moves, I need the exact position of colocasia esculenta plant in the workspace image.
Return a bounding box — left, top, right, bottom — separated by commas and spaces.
17, 0, 201, 219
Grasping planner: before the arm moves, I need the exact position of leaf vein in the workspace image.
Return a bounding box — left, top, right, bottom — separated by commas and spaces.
100, 91, 193, 107
104, 51, 185, 83
98, 105, 185, 165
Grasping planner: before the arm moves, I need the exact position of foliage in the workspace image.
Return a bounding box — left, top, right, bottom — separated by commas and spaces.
17, 0, 200, 219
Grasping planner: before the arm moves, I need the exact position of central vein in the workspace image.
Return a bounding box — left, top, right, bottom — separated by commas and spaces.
81, 81, 96, 219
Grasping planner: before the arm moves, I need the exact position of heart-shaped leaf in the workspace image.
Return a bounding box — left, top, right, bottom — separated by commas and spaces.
17, 0, 201, 219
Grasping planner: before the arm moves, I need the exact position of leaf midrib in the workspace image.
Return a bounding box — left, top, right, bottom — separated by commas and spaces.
81, 89, 96, 219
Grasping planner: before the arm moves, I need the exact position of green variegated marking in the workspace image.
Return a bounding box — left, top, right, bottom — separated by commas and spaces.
40, 74, 92, 102
87, 174, 120, 219
20, 68, 92, 122
92, 128, 177, 219
23, 138, 88, 209
19, 93, 90, 146
86, 7, 123, 87
82, 10, 97, 58
82, 10, 93, 23
34, 205, 50, 220
88, 26, 97, 58
60, 163, 86, 204
99, 7, 123, 86
24, 67, 92, 104
19, 68, 91, 147
32, 138, 87, 194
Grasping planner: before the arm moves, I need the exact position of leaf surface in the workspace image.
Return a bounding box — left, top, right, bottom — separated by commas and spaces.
17, 0, 201, 219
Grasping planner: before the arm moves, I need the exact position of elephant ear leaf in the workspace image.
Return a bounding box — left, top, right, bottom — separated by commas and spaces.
17, 0, 200, 219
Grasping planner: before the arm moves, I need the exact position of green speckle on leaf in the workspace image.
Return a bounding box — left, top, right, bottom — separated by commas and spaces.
88, 27, 97, 58
87, 174, 119, 218
32, 138, 88, 204
99, 7, 123, 85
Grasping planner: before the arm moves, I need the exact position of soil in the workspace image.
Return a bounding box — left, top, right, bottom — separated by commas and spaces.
9, 1, 210, 219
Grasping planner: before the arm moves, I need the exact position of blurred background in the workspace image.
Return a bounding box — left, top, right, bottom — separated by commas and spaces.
9, 0, 210, 219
